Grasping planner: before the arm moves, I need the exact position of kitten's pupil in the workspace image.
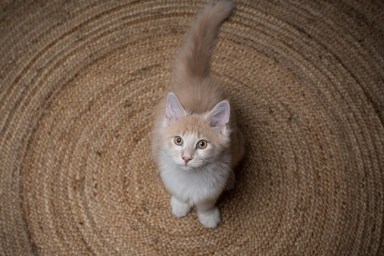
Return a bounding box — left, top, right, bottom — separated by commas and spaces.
174, 136, 183, 146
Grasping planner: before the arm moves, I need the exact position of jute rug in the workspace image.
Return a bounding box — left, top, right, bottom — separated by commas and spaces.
1, 0, 383, 255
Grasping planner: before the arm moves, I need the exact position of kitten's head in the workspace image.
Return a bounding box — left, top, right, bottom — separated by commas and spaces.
162, 92, 231, 169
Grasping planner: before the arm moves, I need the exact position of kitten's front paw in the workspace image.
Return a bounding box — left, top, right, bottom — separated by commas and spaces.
171, 196, 192, 218
198, 207, 221, 228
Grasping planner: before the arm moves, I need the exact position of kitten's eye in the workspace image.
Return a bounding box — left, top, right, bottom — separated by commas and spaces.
174, 136, 183, 146
196, 140, 208, 149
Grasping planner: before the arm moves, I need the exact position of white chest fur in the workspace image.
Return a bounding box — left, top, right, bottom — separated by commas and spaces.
159, 156, 230, 204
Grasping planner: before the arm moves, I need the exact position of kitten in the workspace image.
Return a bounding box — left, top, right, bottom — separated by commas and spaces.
151, 0, 244, 228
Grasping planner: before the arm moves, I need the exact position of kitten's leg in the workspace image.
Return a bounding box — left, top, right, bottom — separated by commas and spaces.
225, 170, 235, 190
196, 200, 221, 228
171, 196, 192, 218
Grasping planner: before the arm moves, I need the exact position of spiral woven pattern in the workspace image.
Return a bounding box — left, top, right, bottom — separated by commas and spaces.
1, 0, 383, 255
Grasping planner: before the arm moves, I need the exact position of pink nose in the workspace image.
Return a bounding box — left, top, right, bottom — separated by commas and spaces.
182, 156, 192, 165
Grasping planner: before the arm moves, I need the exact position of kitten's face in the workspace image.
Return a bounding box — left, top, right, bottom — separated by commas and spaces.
166, 131, 217, 169
162, 92, 231, 169
163, 114, 230, 169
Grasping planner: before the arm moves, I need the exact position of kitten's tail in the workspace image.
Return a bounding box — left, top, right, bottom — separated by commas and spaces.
173, 0, 235, 80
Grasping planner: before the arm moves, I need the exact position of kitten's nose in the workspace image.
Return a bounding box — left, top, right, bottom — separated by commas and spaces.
182, 156, 192, 165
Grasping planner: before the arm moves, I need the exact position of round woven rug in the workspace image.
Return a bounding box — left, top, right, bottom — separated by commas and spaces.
1, 0, 383, 255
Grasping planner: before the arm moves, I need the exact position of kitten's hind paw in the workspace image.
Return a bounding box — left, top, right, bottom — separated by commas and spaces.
198, 207, 221, 228
171, 196, 192, 218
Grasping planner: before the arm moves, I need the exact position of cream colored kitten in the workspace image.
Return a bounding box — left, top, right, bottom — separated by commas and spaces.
151, 0, 244, 228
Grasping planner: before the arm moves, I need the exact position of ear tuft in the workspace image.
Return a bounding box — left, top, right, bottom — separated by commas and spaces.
205, 100, 230, 132
165, 92, 186, 124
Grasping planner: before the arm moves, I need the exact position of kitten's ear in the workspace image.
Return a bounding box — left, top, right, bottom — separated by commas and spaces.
165, 92, 186, 124
205, 100, 230, 132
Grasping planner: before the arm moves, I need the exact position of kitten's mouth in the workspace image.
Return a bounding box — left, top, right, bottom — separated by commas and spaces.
179, 162, 204, 170
179, 163, 197, 169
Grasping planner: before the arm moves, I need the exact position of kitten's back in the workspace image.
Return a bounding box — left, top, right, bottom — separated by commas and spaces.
171, 0, 235, 114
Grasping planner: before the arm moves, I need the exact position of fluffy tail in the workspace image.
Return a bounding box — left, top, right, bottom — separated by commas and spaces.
173, 0, 235, 81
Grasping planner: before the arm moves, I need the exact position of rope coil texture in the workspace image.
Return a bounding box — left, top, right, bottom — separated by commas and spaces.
0, 0, 383, 255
